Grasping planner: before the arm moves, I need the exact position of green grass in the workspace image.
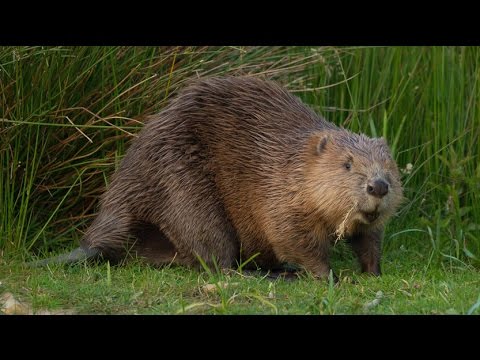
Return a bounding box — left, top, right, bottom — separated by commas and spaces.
1, 46, 480, 314
1, 242, 479, 314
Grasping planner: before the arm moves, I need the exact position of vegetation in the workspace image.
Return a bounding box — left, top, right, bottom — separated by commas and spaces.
1, 46, 479, 314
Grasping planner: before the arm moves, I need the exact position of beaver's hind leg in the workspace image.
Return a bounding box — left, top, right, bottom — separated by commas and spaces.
147, 173, 240, 270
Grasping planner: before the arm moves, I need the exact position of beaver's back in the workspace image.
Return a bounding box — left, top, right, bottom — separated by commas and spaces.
116, 77, 334, 209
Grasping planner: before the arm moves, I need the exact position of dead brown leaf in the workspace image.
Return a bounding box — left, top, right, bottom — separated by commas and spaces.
1, 292, 77, 315
200, 281, 240, 294
1, 292, 32, 315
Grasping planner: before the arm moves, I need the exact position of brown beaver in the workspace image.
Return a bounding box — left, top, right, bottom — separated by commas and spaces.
32, 76, 404, 279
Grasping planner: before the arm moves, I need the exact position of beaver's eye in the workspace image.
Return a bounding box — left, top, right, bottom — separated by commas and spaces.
344, 162, 352, 170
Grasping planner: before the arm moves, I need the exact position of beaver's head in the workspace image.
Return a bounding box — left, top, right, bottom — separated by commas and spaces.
304, 130, 404, 237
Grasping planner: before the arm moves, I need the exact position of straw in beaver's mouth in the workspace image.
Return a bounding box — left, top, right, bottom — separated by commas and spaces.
335, 202, 358, 242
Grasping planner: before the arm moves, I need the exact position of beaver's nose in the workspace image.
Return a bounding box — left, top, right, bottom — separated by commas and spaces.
367, 179, 389, 198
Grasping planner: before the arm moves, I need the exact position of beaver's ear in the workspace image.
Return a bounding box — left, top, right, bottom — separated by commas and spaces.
316, 134, 329, 155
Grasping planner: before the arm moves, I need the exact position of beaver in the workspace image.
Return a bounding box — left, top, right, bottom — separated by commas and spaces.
32, 76, 404, 279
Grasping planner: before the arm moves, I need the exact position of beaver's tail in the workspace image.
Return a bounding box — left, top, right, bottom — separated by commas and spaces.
27, 247, 101, 267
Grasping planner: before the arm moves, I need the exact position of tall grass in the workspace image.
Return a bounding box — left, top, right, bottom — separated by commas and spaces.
0, 46, 326, 254
1, 46, 479, 266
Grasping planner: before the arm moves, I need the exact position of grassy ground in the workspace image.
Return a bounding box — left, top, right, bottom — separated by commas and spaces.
1, 46, 480, 314
1, 241, 479, 315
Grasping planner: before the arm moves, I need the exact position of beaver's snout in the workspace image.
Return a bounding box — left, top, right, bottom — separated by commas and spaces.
367, 179, 389, 198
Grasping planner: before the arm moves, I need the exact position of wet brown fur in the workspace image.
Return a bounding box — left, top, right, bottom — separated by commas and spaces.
81, 76, 404, 278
